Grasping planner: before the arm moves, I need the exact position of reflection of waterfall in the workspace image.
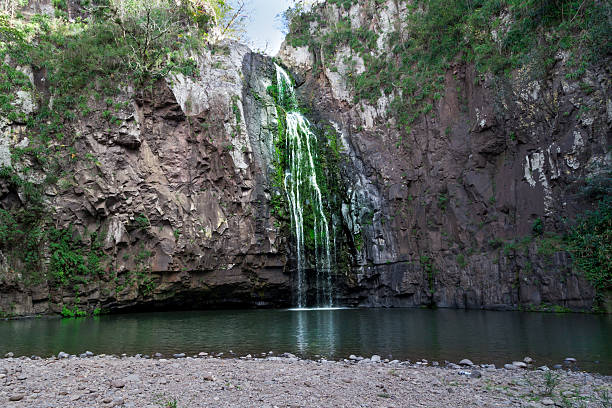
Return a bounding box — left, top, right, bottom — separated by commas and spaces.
291, 309, 338, 358
275, 65, 333, 308
296, 310, 306, 354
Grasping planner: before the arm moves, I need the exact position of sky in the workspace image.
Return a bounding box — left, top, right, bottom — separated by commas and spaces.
241, 0, 296, 55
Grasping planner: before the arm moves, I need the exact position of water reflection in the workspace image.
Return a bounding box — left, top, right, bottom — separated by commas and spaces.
292, 309, 338, 357
0, 308, 610, 374
295, 310, 306, 354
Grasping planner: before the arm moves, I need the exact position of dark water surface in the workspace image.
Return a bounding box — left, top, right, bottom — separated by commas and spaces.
1, 308, 611, 374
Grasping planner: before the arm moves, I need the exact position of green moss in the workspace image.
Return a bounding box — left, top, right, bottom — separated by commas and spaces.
267, 65, 356, 277
420, 255, 436, 293
456, 254, 467, 268
437, 193, 449, 212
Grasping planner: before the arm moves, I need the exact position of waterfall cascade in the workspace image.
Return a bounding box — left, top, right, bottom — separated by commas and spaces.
274, 65, 333, 308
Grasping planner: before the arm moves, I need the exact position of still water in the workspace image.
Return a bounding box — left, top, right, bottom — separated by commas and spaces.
1, 308, 610, 374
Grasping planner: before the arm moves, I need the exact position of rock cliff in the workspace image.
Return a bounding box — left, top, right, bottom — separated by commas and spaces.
278, 0, 610, 310
0, 0, 610, 316
1, 37, 292, 316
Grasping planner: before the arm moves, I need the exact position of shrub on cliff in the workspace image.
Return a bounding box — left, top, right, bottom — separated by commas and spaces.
284, 0, 611, 131
567, 197, 612, 302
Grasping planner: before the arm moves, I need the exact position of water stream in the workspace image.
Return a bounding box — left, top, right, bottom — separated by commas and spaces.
275, 65, 333, 308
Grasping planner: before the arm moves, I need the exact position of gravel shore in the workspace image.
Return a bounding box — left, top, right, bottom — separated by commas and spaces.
1, 354, 610, 408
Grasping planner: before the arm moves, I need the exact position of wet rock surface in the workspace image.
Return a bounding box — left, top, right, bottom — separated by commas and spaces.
0, 356, 610, 408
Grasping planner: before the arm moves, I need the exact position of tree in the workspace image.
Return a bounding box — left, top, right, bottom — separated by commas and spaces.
0, 0, 28, 18
105, 0, 249, 82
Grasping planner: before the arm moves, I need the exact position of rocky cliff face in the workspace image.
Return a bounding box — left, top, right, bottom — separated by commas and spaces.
1, 0, 609, 317
278, 0, 610, 311
0, 39, 291, 316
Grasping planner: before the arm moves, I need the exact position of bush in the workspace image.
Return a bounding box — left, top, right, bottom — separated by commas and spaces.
567, 197, 611, 295
48, 227, 89, 285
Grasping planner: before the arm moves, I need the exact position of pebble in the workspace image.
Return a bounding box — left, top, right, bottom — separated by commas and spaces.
512, 361, 527, 369
349, 355, 358, 360
542, 398, 555, 405
538, 366, 550, 371
154, 353, 163, 358
9, 394, 25, 401
112, 397, 125, 407
5, 352, 14, 358
0, 354, 606, 407
459, 359, 474, 366
564, 357, 577, 363
504, 364, 517, 370
523, 356, 534, 364
470, 370, 482, 379
371, 355, 381, 363
58, 351, 69, 359
173, 353, 186, 358
124, 374, 140, 382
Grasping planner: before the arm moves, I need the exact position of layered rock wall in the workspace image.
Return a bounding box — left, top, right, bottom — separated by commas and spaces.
279, 0, 610, 310
0, 42, 291, 316
1, 0, 609, 316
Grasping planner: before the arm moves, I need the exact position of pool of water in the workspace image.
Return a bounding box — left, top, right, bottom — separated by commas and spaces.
1, 308, 610, 374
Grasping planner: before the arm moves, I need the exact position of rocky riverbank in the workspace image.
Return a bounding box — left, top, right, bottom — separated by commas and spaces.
1, 354, 610, 407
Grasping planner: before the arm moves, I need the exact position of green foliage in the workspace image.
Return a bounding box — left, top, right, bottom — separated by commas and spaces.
437, 193, 449, 212
420, 255, 436, 292
231, 95, 242, 123
456, 254, 467, 268
61, 304, 87, 318
532, 218, 543, 235
135, 213, 150, 230
0, 167, 47, 281
48, 227, 89, 285
542, 371, 560, 396
566, 197, 611, 296
285, 0, 611, 135
579, 171, 612, 202
536, 233, 565, 256
47, 226, 107, 286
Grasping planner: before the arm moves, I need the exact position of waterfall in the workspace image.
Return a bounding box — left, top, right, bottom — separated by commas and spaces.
274, 64, 333, 308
